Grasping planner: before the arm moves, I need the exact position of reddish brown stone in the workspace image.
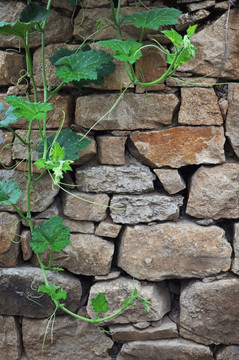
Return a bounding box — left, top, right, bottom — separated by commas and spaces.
0, 212, 20, 267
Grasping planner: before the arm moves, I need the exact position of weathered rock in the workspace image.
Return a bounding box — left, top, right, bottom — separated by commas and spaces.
83, 0, 111, 7
153, 169, 186, 194
216, 345, 239, 360
109, 316, 178, 342
75, 163, 155, 193
63, 191, 109, 221
0, 51, 25, 86
97, 136, 126, 165
180, 277, 239, 344
42, 0, 73, 10
95, 218, 122, 238
0, 316, 22, 360
0, 267, 82, 318
166, 75, 216, 87
75, 93, 179, 130
214, 1, 228, 10
32, 233, 114, 276
176, 10, 210, 31
0, 170, 59, 213
110, 193, 183, 224
0, 212, 20, 267
63, 218, 95, 234
20, 230, 32, 261
133, 321, 151, 329
117, 339, 213, 360
22, 311, 113, 360
218, 97, 228, 119
129, 127, 225, 168
231, 223, 239, 275
95, 270, 121, 281
226, 84, 239, 157
117, 221, 231, 281
74, 134, 97, 165
178, 9, 239, 79
0, 130, 14, 167
186, 163, 239, 219
187, 1, 215, 11
178, 88, 223, 125
87, 277, 171, 324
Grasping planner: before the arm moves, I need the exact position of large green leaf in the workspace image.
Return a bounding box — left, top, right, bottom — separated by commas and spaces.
36, 128, 91, 161
19, 2, 51, 23
91, 293, 109, 314
5, 96, 53, 121
122, 8, 181, 30
55, 50, 114, 83
161, 29, 182, 47
98, 39, 142, 64
0, 106, 18, 128
0, 20, 37, 39
0, 181, 23, 205
30, 216, 71, 253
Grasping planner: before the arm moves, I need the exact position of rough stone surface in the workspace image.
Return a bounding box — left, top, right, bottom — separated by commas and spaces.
226, 84, 239, 157
178, 9, 239, 79
178, 88, 223, 125
0, 51, 25, 86
180, 277, 239, 345
0, 170, 59, 213
186, 163, 239, 219
129, 127, 225, 168
63, 191, 109, 221
95, 218, 122, 238
22, 311, 113, 360
20, 230, 32, 261
74, 134, 97, 165
187, 1, 215, 11
0, 267, 82, 318
0, 130, 14, 167
153, 169, 186, 194
117, 221, 231, 281
87, 277, 171, 324
110, 193, 183, 224
231, 223, 239, 275
109, 316, 178, 342
32, 233, 114, 276
0, 316, 22, 360
117, 339, 213, 360
0, 212, 20, 267
62, 218, 95, 234
75, 163, 155, 193
216, 345, 239, 360
176, 10, 210, 31
75, 93, 179, 130
97, 136, 126, 165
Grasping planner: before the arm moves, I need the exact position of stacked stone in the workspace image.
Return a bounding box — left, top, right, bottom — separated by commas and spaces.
1, 0, 239, 359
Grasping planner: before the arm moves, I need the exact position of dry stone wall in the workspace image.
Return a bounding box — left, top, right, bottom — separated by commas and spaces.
1, 0, 239, 359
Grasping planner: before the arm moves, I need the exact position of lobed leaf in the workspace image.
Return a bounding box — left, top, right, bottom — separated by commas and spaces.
98, 39, 142, 64
30, 216, 71, 253
161, 29, 182, 47
0, 20, 36, 39
0, 106, 18, 128
38, 284, 67, 302
0, 181, 23, 205
91, 293, 109, 314
187, 24, 197, 38
19, 2, 51, 23
122, 8, 181, 30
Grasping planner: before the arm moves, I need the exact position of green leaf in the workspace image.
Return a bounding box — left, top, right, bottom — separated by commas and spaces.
0, 181, 23, 205
187, 24, 197, 38
49, 45, 91, 66
49, 142, 65, 162
0, 106, 18, 128
0, 20, 36, 40
91, 293, 109, 314
55, 50, 113, 83
98, 39, 142, 65
139, 298, 151, 312
36, 128, 91, 161
161, 29, 182, 47
122, 8, 181, 30
19, 2, 51, 23
38, 284, 67, 302
0, 104, 4, 114
30, 216, 71, 253
5, 96, 53, 121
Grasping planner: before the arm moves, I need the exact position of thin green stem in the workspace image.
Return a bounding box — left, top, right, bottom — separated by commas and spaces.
11, 204, 28, 221
109, 0, 122, 40
47, 81, 65, 102
36, 254, 49, 286
124, 62, 135, 82
26, 121, 33, 227
22, 39, 38, 102
32, 169, 46, 182
139, 27, 145, 43
7, 126, 28, 146
45, 250, 53, 270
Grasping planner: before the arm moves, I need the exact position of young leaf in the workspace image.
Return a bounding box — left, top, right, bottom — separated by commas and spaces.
139, 298, 151, 312
5, 96, 53, 121
36, 128, 91, 161
122, 8, 181, 30
187, 24, 197, 38
0, 20, 36, 40
49, 142, 65, 162
97, 39, 142, 64
0, 181, 23, 205
19, 2, 52, 23
0, 106, 18, 128
91, 293, 109, 314
30, 216, 71, 253
161, 29, 182, 47
38, 284, 67, 302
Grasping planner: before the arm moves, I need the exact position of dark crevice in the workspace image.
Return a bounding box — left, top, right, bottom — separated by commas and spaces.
109, 342, 123, 359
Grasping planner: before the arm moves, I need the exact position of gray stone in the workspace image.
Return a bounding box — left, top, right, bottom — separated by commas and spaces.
75, 93, 179, 130
62, 218, 95, 234
75, 163, 155, 193
216, 345, 239, 360
117, 339, 213, 360
20, 230, 32, 261
117, 221, 231, 281
0, 316, 22, 360
63, 191, 109, 221
0, 267, 82, 318
176, 10, 210, 31
133, 321, 151, 329
187, 1, 215, 11
0, 170, 59, 213
97, 136, 126, 165
109, 316, 178, 342
95, 270, 121, 281
95, 218, 122, 238
180, 277, 239, 344
110, 193, 183, 224
0, 212, 20, 267
226, 84, 239, 157
186, 163, 239, 219
153, 169, 186, 194
87, 277, 170, 324
22, 311, 113, 360
0, 51, 25, 86
231, 223, 239, 275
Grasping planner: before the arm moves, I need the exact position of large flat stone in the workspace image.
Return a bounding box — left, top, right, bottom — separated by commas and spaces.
0, 316, 22, 360
87, 277, 170, 324
226, 84, 239, 157
0, 267, 82, 318
180, 277, 239, 344
75, 93, 179, 130
216, 345, 239, 360
117, 221, 231, 281
129, 127, 225, 168
0, 51, 25, 86
110, 193, 183, 224
0, 212, 20, 267
186, 163, 239, 219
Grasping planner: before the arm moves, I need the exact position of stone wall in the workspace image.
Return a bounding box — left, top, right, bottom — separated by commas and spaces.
0, 0, 239, 359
